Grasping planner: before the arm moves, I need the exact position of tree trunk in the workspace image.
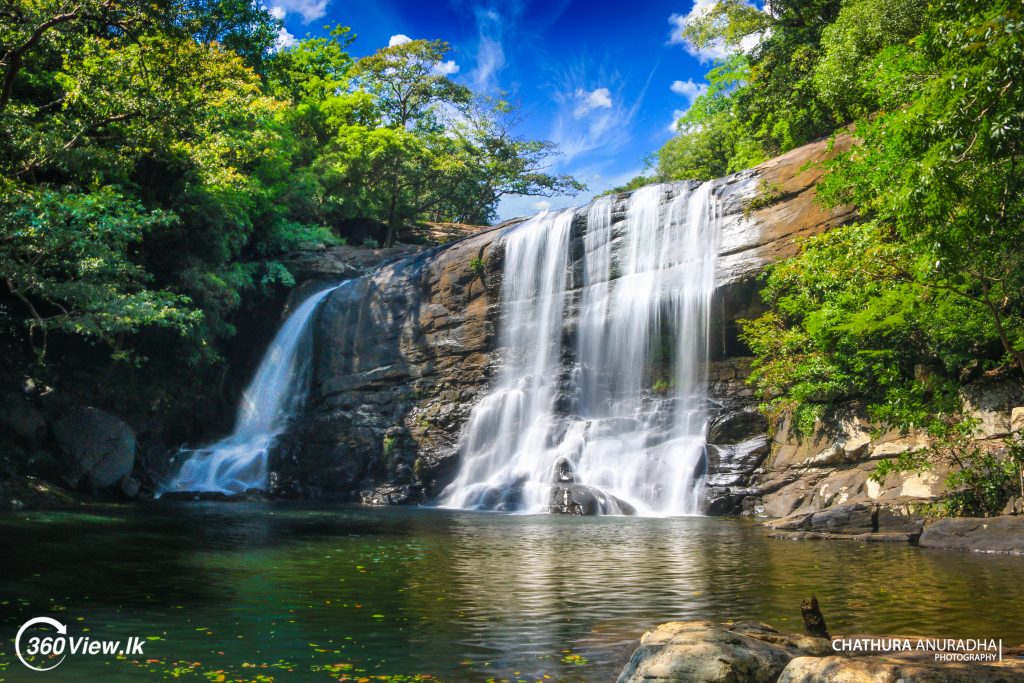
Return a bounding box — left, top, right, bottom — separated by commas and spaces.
385, 175, 400, 248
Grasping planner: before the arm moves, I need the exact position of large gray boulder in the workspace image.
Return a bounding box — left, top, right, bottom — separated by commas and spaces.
919, 516, 1024, 555
548, 483, 636, 515
765, 501, 925, 542
52, 407, 136, 488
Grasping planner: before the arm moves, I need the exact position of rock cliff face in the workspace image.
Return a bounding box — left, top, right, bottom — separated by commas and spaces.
271, 136, 857, 507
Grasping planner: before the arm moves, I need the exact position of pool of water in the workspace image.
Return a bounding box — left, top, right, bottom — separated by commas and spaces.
1, 504, 1022, 682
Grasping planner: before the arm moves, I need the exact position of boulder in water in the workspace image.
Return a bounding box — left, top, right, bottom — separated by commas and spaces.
548, 483, 636, 515
361, 483, 421, 506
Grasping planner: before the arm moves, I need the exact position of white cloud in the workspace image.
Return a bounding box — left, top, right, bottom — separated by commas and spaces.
572, 87, 613, 119
275, 25, 297, 50
432, 59, 460, 75
270, 0, 329, 22
668, 1, 765, 64
667, 108, 689, 133
670, 78, 708, 100
384, 34, 459, 75
532, 200, 551, 211
666, 79, 708, 131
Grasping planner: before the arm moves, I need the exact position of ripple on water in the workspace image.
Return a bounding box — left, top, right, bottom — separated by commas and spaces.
1, 505, 1022, 682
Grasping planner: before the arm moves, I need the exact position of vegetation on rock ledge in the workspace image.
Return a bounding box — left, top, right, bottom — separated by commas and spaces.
658, 0, 1024, 516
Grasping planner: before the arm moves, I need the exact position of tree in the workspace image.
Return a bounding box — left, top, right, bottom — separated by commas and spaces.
739, 0, 1024, 515
441, 95, 585, 224
350, 39, 470, 246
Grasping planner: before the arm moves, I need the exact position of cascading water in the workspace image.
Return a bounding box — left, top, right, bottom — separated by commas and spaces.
164, 283, 343, 494
441, 182, 721, 515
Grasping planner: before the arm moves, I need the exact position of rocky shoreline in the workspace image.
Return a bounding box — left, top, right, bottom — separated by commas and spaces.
617, 621, 1024, 683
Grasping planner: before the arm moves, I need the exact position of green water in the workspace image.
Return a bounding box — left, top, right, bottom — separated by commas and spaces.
1, 504, 1022, 682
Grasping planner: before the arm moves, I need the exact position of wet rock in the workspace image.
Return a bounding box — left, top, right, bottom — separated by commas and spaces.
52, 407, 136, 489
0, 474, 79, 511
360, 483, 421, 506
120, 475, 141, 499
705, 438, 769, 489
548, 483, 636, 515
703, 487, 757, 516
616, 621, 831, 683
158, 488, 268, 502
281, 137, 861, 501
707, 410, 768, 445
765, 501, 924, 542
918, 516, 1024, 555
554, 457, 575, 483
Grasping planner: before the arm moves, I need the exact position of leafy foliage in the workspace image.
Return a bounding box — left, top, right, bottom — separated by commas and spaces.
736, 0, 1024, 514
0, 1, 581, 378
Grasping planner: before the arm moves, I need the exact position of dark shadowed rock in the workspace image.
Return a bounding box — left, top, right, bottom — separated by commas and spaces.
548, 483, 636, 515
765, 501, 924, 542
708, 410, 768, 445
0, 393, 48, 448
919, 516, 1024, 555
0, 474, 79, 511
52, 407, 136, 489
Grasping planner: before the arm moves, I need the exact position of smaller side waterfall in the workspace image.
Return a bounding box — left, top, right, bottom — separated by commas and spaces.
164, 283, 342, 494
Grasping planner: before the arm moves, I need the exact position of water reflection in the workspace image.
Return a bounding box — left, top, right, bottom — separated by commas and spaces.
0, 505, 1021, 682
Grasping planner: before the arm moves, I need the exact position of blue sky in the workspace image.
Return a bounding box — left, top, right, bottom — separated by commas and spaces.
271, 0, 726, 221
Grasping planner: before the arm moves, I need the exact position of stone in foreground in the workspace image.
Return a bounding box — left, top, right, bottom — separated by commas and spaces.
616, 621, 831, 683
779, 655, 1024, 683
618, 621, 1024, 683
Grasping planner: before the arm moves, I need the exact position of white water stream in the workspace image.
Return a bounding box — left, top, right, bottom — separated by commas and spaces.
164, 283, 341, 494
441, 183, 721, 515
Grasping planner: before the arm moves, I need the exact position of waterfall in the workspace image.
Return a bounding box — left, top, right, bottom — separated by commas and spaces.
441, 183, 721, 515
164, 283, 342, 494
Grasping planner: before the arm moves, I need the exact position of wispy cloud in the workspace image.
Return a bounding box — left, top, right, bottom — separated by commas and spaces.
269, 0, 329, 23
469, 7, 508, 91
547, 58, 656, 165
495, 162, 645, 221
